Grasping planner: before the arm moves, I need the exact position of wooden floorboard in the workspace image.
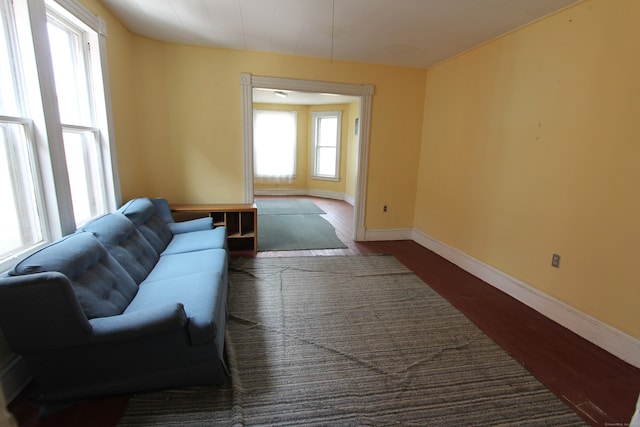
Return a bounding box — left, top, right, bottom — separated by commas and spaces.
372, 239, 640, 426
9, 196, 640, 426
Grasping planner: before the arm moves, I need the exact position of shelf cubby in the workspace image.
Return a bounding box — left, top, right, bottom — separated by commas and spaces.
171, 203, 257, 255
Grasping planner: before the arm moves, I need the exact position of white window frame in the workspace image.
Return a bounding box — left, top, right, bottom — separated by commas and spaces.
311, 111, 342, 181
0, 0, 51, 271
0, 116, 49, 271
0, 0, 120, 271
311, 111, 341, 181
46, 0, 119, 226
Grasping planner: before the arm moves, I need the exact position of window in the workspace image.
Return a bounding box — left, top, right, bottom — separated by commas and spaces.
47, 2, 111, 226
60, 127, 107, 225
0, 0, 47, 268
0, 0, 118, 271
253, 109, 297, 181
0, 119, 45, 261
0, 0, 22, 118
311, 111, 341, 180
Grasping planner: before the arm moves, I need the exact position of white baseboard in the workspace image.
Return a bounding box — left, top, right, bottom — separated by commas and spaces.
343, 194, 355, 206
365, 227, 413, 241
411, 228, 640, 368
254, 188, 307, 197
305, 189, 345, 201
254, 188, 348, 202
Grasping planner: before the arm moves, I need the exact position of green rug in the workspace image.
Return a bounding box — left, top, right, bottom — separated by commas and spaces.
258, 213, 347, 251
255, 198, 325, 215
119, 256, 585, 426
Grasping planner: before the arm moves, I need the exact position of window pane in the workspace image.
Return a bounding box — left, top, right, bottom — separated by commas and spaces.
63, 129, 106, 226
312, 112, 340, 179
316, 147, 337, 176
0, 121, 43, 259
0, 0, 22, 116
253, 110, 296, 178
47, 16, 92, 126
318, 116, 338, 147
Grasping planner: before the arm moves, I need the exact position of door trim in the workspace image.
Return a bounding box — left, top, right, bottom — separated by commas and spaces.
240, 73, 374, 241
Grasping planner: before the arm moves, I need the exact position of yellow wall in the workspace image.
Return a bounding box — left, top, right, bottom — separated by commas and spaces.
415, 0, 640, 338
126, 40, 426, 228
80, 0, 427, 229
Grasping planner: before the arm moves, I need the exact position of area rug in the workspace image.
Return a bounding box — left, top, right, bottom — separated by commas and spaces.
258, 214, 347, 251
118, 255, 585, 426
255, 198, 325, 215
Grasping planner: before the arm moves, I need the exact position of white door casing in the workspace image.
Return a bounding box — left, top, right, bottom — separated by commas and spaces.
240, 73, 374, 241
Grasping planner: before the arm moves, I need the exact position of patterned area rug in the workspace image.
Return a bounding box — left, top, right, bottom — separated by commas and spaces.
257, 214, 347, 251
255, 198, 325, 215
255, 198, 346, 251
119, 256, 585, 426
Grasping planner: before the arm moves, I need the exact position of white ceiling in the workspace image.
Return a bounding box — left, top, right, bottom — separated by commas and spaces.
100, 0, 581, 70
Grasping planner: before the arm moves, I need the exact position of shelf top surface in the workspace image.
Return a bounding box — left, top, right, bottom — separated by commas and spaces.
171, 203, 257, 212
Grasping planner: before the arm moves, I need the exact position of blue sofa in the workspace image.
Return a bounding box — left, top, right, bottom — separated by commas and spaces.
0, 197, 229, 413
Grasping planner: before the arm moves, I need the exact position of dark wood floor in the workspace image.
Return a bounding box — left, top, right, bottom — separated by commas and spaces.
9, 196, 640, 426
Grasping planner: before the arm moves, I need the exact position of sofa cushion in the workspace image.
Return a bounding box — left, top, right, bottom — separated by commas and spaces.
81, 213, 159, 284
126, 269, 226, 346
9, 232, 137, 319
118, 198, 172, 255
145, 249, 226, 282
149, 197, 175, 223
161, 227, 227, 255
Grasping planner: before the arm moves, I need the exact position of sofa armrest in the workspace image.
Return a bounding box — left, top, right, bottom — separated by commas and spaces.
0, 272, 92, 353
168, 217, 213, 234
151, 197, 213, 233
89, 303, 188, 343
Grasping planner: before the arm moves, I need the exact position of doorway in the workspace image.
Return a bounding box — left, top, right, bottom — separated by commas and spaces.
240, 74, 374, 241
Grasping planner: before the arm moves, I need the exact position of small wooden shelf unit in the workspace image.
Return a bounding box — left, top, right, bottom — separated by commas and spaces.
170, 203, 257, 255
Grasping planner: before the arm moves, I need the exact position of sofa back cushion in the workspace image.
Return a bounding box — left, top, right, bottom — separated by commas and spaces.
150, 197, 174, 223
81, 213, 159, 284
118, 198, 173, 255
9, 232, 137, 319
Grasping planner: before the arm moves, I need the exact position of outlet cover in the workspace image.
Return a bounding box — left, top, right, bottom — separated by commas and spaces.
551, 253, 561, 268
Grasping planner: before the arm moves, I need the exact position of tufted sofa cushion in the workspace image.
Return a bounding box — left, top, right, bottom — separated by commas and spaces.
126, 247, 227, 347
82, 213, 159, 284
118, 198, 173, 255
9, 232, 138, 319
